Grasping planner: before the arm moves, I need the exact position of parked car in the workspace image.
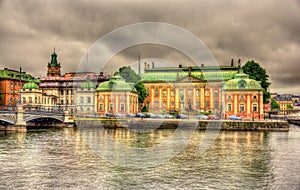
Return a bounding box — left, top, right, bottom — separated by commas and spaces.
136, 112, 145, 118
114, 113, 125, 118
207, 115, 219, 120
176, 114, 188, 119
145, 113, 157, 118
156, 114, 165, 119
105, 113, 114, 118
228, 115, 242, 120
197, 114, 208, 120
164, 114, 175, 119
126, 113, 135, 118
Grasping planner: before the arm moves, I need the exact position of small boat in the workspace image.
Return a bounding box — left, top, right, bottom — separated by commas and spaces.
287, 112, 300, 125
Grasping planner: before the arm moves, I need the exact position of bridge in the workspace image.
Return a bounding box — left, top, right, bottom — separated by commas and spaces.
0, 105, 74, 132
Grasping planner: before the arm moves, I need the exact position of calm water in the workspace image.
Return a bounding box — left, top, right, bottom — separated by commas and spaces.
0, 125, 300, 189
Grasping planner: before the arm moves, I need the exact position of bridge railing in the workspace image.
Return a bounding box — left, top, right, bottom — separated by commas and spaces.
0, 106, 65, 114
0, 106, 17, 112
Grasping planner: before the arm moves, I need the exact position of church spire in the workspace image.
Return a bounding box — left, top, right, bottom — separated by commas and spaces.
47, 48, 61, 77
50, 48, 58, 65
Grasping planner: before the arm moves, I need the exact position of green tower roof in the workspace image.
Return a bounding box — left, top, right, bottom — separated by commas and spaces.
48, 48, 61, 67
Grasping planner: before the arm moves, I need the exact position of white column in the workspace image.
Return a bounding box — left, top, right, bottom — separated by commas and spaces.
104, 95, 108, 113
159, 87, 162, 110
151, 87, 154, 109
210, 88, 213, 110
167, 87, 170, 110
247, 94, 251, 114
193, 88, 196, 110
183, 88, 186, 110
200, 87, 204, 110
127, 92, 130, 114
116, 95, 119, 113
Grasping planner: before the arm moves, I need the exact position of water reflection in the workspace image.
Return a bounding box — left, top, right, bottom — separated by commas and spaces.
0, 126, 299, 189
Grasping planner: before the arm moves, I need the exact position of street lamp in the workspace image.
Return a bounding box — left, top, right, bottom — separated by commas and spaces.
65, 81, 69, 112
18, 67, 22, 105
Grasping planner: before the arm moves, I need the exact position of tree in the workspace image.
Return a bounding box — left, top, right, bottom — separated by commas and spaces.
287, 104, 293, 110
141, 106, 148, 112
242, 60, 271, 104
117, 66, 149, 104
271, 99, 280, 110
117, 66, 141, 83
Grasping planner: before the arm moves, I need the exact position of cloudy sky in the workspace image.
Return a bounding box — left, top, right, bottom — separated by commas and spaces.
0, 0, 299, 94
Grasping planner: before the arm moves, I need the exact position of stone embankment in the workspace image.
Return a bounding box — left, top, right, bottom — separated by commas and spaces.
75, 118, 289, 132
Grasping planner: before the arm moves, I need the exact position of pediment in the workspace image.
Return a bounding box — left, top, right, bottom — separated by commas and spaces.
175, 74, 205, 83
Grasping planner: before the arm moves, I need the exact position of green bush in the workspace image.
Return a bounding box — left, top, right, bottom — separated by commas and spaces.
141, 106, 148, 113
200, 110, 212, 115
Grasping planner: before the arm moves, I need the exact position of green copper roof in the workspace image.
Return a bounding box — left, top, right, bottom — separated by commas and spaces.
23, 81, 39, 89
140, 70, 238, 82
223, 70, 262, 90
144, 65, 239, 72
79, 76, 96, 89
97, 75, 137, 92
48, 49, 61, 67
0, 68, 38, 82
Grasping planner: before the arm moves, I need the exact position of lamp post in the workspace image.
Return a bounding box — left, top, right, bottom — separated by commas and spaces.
18, 67, 22, 105
65, 81, 68, 112
15, 66, 26, 130
125, 91, 127, 115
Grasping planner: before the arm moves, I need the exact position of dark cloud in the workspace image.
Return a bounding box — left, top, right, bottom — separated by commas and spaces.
0, 0, 299, 94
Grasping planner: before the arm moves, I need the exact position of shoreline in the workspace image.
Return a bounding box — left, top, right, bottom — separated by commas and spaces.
75, 118, 289, 132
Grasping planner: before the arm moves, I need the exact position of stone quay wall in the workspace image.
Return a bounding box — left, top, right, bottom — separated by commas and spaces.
75, 118, 289, 132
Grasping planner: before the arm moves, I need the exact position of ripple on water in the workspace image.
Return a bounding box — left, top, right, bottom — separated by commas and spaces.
0, 126, 299, 189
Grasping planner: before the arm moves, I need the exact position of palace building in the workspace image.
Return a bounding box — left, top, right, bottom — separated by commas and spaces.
140, 61, 264, 120
96, 75, 138, 116
140, 63, 238, 114
222, 70, 264, 119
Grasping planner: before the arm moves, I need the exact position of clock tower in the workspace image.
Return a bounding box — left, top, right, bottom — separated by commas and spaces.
47, 48, 61, 77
